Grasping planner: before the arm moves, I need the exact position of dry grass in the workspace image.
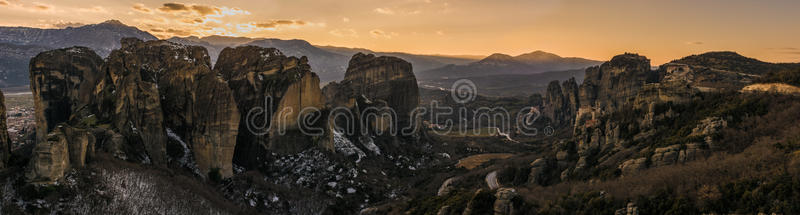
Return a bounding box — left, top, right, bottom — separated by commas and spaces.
741, 83, 800, 95
456, 153, 514, 170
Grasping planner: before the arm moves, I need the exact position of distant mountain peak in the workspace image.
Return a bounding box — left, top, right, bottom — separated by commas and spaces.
515, 51, 562, 62
100, 20, 126, 26
484, 53, 515, 61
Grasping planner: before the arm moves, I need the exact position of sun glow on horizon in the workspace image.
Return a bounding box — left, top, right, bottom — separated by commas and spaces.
1, 0, 798, 65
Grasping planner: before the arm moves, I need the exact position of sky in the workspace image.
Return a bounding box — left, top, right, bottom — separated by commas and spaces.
1, 0, 799, 65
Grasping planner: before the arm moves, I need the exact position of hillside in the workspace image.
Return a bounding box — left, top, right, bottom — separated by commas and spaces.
418, 51, 601, 80
0, 20, 157, 87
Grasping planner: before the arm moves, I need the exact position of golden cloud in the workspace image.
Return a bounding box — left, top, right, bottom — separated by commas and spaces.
149, 28, 192, 37
52, 21, 84, 28
78, 6, 109, 14
0, 0, 8, 6
370, 29, 398, 39
255, 20, 307, 29
132, 3, 152, 13
157, 3, 247, 17
329, 29, 359, 38
374, 8, 395, 15
33, 2, 53, 11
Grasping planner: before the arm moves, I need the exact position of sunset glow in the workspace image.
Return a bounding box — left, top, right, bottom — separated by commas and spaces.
1, 0, 799, 64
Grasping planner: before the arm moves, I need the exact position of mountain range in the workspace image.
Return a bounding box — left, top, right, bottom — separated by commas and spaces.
0, 20, 156, 87
0, 20, 600, 88
417, 51, 601, 80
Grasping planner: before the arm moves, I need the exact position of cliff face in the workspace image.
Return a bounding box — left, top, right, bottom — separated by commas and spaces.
323, 53, 420, 132
101, 38, 240, 177
578, 53, 654, 113
29, 47, 104, 144
0, 90, 10, 169
27, 38, 241, 183
543, 78, 579, 127
215, 46, 328, 168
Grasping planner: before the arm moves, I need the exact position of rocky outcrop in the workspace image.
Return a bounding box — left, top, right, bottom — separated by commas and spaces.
27, 38, 241, 181
618, 157, 647, 176
578, 53, 654, 113
215, 46, 329, 168
100, 38, 240, 177
0, 90, 10, 169
190, 74, 241, 177
650, 143, 705, 167
543, 78, 580, 127
493, 188, 518, 215
323, 53, 420, 132
29, 47, 104, 144
528, 158, 549, 185
26, 125, 95, 184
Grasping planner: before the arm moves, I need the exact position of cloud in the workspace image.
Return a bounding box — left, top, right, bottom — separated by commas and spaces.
159, 3, 189, 12
149, 28, 192, 36
374, 7, 395, 15
342, 17, 350, 23
254, 20, 307, 29
78, 6, 109, 14
436, 30, 444, 36
370, 29, 398, 39
52, 21, 85, 28
157, 3, 248, 17
0, 0, 8, 6
32, 2, 53, 11
132, 3, 152, 13
180, 18, 205, 24
374, 7, 423, 15
768, 47, 798, 51
685, 41, 704, 45
329, 29, 358, 38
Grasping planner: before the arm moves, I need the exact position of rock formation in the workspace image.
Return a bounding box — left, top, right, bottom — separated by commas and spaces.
0, 90, 10, 169
26, 124, 95, 184
215, 46, 329, 168
29, 47, 104, 144
323, 53, 420, 134
27, 38, 241, 182
99, 38, 240, 177
543, 78, 580, 127
578, 53, 655, 115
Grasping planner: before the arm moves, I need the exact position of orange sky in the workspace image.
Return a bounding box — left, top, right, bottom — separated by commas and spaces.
1, 0, 798, 65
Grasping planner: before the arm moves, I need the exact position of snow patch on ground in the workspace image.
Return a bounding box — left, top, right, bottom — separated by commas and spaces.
166, 128, 203, 177
360, 136, 381, 155
333, 130, 366, 162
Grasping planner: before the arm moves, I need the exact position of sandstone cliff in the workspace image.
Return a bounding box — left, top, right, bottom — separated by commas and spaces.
100, 38, 240, 177
215, 46, 329, 168
29, 47, 104, 144
27, 38, 241, 182
322, 53, 420, 133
